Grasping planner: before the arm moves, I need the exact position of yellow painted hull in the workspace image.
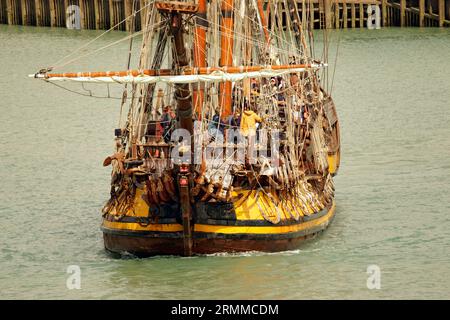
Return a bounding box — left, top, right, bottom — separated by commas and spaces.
101, 188, 336, 256
100, 94, 340, 256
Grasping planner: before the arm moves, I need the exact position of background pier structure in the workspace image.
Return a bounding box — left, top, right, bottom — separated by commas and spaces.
0, 0, 449, 29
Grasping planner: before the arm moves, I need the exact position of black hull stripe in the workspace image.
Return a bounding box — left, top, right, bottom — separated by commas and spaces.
101, 215, 334, 241
103, 206, 330, 227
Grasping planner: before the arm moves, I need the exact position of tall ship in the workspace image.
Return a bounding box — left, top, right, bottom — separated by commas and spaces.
31, 0, 340, 256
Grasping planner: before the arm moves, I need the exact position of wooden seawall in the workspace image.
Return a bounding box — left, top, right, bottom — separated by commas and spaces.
0, 0, 449, 30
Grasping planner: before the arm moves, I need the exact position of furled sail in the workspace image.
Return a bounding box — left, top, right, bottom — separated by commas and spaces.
30, 63, 327, 84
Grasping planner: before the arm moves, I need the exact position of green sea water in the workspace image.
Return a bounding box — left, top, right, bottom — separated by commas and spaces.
0, 25, 449, 299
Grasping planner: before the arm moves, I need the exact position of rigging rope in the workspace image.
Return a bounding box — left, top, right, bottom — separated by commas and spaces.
52, 0, 157, 70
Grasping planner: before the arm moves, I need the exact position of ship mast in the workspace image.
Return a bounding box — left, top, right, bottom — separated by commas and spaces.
257, 0, 270, 45
156, 1, 199, 257
168, 12, 193, 136
219, 0, 234, 119
193, 0, 207, 118
171, 10, 194, 256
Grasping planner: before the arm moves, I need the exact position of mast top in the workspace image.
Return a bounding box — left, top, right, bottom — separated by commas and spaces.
155, 1, 198, 14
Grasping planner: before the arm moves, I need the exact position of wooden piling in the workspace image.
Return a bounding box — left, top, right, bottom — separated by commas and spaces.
93, 0, 98, 29
124, 0, 132, 31
109, 0, 115, 29
438, 0, 445, 27
96, 0, 104, 30
54, 0, 60, 27
419, 0, 424, 27
35, 0, 42, 26
351, 3, 356, 28
49, 0, 56, 27
342, 1, 347, 28
78, 0, 85, 29
359, 3, 364, 27
335, 0, 339, 28
6, 0, 13, 25
20, 0, 26, 25
64, 0, 68, 27
400, 0, 405, 27
309, 1, 314, 31
140, 0, 146, 31
324, 0, 332, 29
109, 0, 123, 30
382, 0, 387, 26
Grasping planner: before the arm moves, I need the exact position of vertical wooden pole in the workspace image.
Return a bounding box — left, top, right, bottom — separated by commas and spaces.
20, 0, 27, 25
302, 0, 307, 31
84, 0, 92, 29
49, 0, 56, 27
79, 0, 85, 29
359, 3, 364, 27
438, 0, 445, 26
94, 0, 99, 29
13, 0, 17, 24
400, 0, 405, 27
63, 0, 67, 26
35, 0, 42, 26
220, 0, 234, 119
54, 0, 57, 26
351, 3, 355, 28
387, 5, 390, 26
96, 0, 104, 29
11, 0, 18, 24
193, 0, 207, 116
140, 0, 146, 31
114, 0, 118, 30
382, 0, 387, 27
124, 0, 132, 32
419, 0, 424, 27
109, 0, 114, 29
342, 1, 347, 28
310, 1, 315, 30
6, 0, 13, 25
335, 0, 340, 29
8, 0, 12, 24
324, 0, 332, 29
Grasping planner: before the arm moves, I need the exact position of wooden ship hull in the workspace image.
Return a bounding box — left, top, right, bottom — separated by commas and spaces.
102, 201, 336, 256
100, 116, 340, 257
102, 186, 338, 256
